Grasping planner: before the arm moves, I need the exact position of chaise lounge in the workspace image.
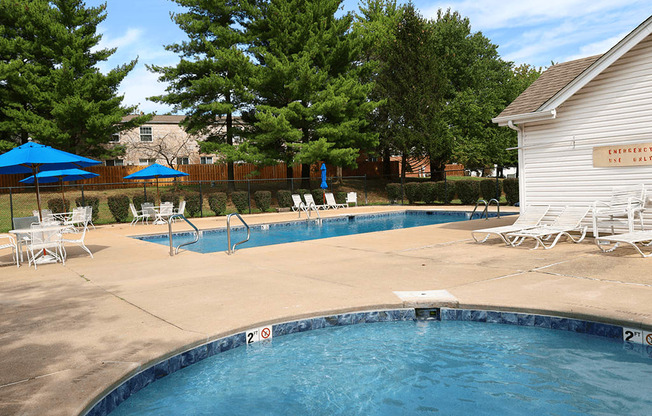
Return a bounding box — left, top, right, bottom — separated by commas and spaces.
471, 205, 549, 244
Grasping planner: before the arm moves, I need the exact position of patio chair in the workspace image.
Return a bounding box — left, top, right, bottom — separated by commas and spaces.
291, 194, 306, 212
13, 216, 39, 230
63, 207, 87, 229
142, 203, 157, 224
346, 192, 357, 207
594, 230, 652, 258
129, 203, 150, 226
84, 206, 95, 229
33, 209, 54, 221
325, 192, 347, 209
174, 200, 186, 217
157, 202, 174, 223
26, 223, 65, 269
506, 206, 591, 250
592, 184, 646, 238
303, 193, 328, 210
0, 234, 19, 268
61, 224, 93, 259
471, 205, 550, 244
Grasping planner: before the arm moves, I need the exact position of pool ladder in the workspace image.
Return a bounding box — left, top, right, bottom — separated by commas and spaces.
167, 214, 200, 256
471, 199, 501, 220
298, 202, 322, 225
226, 213, 250, 255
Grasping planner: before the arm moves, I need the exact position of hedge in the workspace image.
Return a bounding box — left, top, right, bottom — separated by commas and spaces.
386, 183, 402, 203
434, 181, 452, 204
107, 195, 130, 222
47, 197, 70, 214
480, 179, 501, 201
132, 194, 155, 209
455, 180, 480, 205
254, 190, 272, 212
231, 191, 249, 214
311, 189, 324, 206
277, 190, 293, 208
335, 191, 347, 204
208, 192, 227, 216
296, 189, 310, 202
404, 182, 421, 204
161, 192, 181, 207
75, 196, 100, 222
503, 178, 519, 205
420, 182, 436, 204
185, 193, 202, 217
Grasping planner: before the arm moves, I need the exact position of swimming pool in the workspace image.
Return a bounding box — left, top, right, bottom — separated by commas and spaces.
136, 210, 506, 253
105, 313, 651, 416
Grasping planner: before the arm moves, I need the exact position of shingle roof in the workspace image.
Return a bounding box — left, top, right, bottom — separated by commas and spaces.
122, 114, 186, 124
496, 54, 603, 119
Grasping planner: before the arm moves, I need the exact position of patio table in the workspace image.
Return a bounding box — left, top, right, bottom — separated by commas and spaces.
9, 224, 69, 266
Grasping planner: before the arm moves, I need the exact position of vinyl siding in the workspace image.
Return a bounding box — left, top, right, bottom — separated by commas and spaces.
521, 34, 652, 231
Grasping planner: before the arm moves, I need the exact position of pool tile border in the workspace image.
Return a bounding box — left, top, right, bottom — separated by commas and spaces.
84, 307, 650, 416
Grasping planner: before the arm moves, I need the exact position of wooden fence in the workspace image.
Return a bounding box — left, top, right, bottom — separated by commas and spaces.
0, 161, 398, 192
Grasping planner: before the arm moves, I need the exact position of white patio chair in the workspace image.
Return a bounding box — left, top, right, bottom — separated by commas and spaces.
325, 192, 347, 209
141, 203, 157, 224
33, 209, 54, 221
61, 224, 93, 259
346, 192, 357, 207
471, 205, 550, 244
129, 203, 150, 226
174, 200, 186, 217
63, 207, 87, 229
26, 223, 65, 269
84, 206, 95, 229
506, 206, 591, 250
157, 202, 174, 223
595, 230, 652, 257
0, 234, 19, 268
303, 193, 328, 210
592, 184, 646, 238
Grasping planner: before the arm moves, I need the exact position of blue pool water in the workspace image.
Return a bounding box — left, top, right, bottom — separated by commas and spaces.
137, 210, 502, 253
109, 320, 651, 416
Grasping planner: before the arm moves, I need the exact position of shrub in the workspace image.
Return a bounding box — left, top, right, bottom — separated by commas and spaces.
184, 193, 202, 217
503, 178, 519, 205
296, 189, 310, 202
311, 189, 324, 206
480, 179, 501, 201
160, 192, 180, 206
107, 195, 130, 222
335, 191, 347, 204
231, 191, 249, 214
75, 196, 100, 222
420, 182, 437, 204
455, 180, 480, 205
434, 181, 452, 204
386, 183, 402, 203
47, 197, 70, 213
404, 182, 421, 204
277, 190, 293, 208
132, 194, 155, 209
254, 190, 272, 212
208, 192, 227, 216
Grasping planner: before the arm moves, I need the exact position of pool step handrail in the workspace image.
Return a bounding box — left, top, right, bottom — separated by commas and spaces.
307, 202, 322, 224
488, 198, 501, 219
226, 213, 250, 255
471, 200, 489, 220
167, 214, 200, 256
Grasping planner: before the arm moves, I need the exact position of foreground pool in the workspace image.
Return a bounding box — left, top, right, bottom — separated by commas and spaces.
136, 210, 505, 253
108, 320, 651, 416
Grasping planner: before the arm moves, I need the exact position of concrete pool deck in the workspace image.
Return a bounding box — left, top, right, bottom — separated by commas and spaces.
1, 205, 651, 415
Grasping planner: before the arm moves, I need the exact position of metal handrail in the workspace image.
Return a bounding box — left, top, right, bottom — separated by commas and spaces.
167, 214, 200, 256
488, 198, 501, 219
226, 213, 250, 255
471, 199, 489, 220
307, 202, 322, 224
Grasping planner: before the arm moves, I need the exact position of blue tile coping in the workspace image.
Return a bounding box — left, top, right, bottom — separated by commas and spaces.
83, 308, 652, 416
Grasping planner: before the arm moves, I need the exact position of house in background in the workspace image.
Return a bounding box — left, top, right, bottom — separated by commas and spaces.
493, 15, 652, 229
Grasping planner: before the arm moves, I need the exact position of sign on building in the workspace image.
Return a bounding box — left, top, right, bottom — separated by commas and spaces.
593, 143, 652, 167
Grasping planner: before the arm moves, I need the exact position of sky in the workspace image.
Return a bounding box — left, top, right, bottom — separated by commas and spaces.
86, 0, 652, 114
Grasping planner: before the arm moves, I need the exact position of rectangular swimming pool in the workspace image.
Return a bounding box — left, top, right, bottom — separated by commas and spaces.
135, 210, 507, 254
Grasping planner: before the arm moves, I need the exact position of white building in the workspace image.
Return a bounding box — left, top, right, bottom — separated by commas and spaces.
493, 16, 652, 229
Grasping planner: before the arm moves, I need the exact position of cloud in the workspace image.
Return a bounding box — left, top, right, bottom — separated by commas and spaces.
97, 27, 143, 51
117, 64, 175, 114
563, 33, 625, 61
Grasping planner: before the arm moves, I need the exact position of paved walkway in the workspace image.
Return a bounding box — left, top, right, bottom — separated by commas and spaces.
1, 206, 651, 416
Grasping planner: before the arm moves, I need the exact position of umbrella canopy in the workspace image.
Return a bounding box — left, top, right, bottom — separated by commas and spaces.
124, 163, 189, 203
0, 142, 101, 219
20, 168, 100, 207
320, 163, 328, 189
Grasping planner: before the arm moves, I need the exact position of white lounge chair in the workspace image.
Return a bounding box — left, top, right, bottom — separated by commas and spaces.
506, 206, 591, 250
592, 184, 646, 238
130, 203, 150, 226
346, 192, 358, 206
595, 231, 652, 257
325, 192, 347, 209
471, 205, 550, 244
0, 234, 19, 268
61, 224, 93, 259
291, 194, 305, 212
303, 193, 328, 210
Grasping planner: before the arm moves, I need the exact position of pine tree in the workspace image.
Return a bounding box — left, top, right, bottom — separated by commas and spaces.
149, 0, 255, 189
247, 0, 379, 185
0, 0, 148, 157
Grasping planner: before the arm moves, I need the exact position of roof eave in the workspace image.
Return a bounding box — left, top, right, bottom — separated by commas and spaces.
492, 109, 557, 126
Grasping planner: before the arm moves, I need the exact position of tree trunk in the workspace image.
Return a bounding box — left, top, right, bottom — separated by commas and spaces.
301, 163, 311, 189
286, 164, 293, 189
226, 108, 235, 191
429, 158, 445, 181
383, 147, 391, 178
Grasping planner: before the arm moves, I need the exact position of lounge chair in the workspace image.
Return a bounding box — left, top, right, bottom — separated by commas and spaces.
346, 192, 358, 207
471, 205, 550, 244
595, 231, 652, 257
506, 206, 591, 250
325, 192, 347, 209
129, 203, 150, 226
303, 193, 328, 210
0, 234, 19, 267
291, 194, 305, 212
592, 184, 646, 238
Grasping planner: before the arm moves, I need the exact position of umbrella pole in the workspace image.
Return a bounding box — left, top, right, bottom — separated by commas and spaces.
34, 166, 43, 222
61, 181, 66, 208
156, 177, 160, 205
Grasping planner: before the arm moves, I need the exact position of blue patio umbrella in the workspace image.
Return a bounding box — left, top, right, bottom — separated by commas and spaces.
124, 163, 189, 203
320, 163, 328, 203
0, 141, 101, 219
20, 168, 100, 207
